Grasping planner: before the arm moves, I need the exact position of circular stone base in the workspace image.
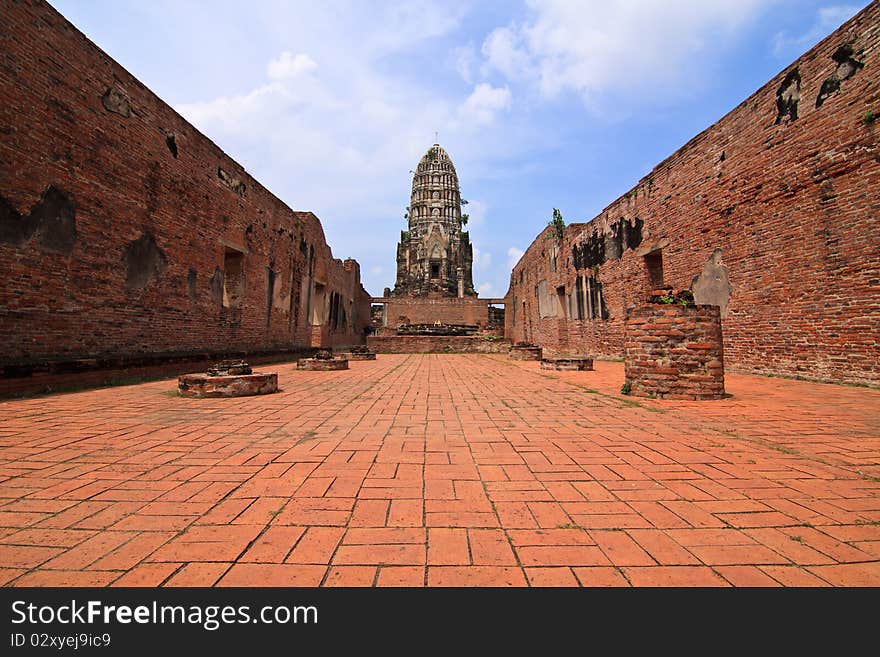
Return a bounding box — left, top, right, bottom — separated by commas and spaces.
297, 358, 349, 370
337, 352, 376, 360
541, 357, 593, 371
509, 346, 542, 360
178, 372, 278, 398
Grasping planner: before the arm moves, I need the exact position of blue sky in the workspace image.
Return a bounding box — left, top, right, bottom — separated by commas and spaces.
51, 0, 870, 298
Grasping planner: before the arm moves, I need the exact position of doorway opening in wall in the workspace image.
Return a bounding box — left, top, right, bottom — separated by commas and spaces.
265, 267, 276, 324
556, 285, 567, 319
222, 247, 245, 309
584, 276, 607, 320
430, 261, 440, 279
311, 282, 326, 325
488, 303, 505, 331
575, 275, 585, 320
645, 250, 664, 290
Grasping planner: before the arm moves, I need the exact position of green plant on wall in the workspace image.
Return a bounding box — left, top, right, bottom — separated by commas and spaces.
659, 294, 674, 304
547, 208, 565, 240
460, 213, 469, 226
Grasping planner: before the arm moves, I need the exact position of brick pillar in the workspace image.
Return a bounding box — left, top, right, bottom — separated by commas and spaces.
624, 305, 725, 400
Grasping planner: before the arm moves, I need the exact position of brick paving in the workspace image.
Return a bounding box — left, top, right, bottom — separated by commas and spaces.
0, 355, 878, 587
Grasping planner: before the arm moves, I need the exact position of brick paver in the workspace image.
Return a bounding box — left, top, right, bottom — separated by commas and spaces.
0, 355, 878, 586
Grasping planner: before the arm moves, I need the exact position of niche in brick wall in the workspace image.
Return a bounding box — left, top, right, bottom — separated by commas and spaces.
187, 268, 197, 302
265, 267, 276, 323
165, 132, 178, 158
555, 285, 567, 319
1, 186, 77, 254
124, 233, 166, 292
222, 248, 245, 309
311, 282, 326, 325
644, 250, 664, 291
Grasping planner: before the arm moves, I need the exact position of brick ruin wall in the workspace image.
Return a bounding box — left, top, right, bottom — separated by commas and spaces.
367, 336, 508, 354
378, 297, 493, 328
0, 0, 372, 391
506, 3, 880, 386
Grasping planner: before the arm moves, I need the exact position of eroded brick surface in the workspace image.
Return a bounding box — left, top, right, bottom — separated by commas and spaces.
0, 355, 877, 587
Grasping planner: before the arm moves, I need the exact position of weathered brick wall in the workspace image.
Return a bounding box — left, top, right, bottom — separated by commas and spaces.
0, 0, 371, 386
378, 297, 492, 327
507, 3, 880, 386
367, 336, 508, 354
307, 257, 372, 349
0, 347, 316, 398
624, 305, 725, 400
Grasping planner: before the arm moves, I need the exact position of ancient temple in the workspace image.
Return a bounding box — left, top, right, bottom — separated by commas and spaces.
392, 144, 475, 297
370, 143, 500, 337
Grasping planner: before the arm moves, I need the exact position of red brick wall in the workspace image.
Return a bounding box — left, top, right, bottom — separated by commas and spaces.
0, 1, 371, 384
507, 4, 880, 386
0, 348, 315, 398
378, 297, 491, 327
367, 336, 508, 354
624, 305, 725, 400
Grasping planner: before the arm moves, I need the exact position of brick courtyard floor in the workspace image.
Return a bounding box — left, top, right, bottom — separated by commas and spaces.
1, 354, 878, 587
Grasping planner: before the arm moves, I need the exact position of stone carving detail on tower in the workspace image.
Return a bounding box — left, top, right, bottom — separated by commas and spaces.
392, 144, 475, 297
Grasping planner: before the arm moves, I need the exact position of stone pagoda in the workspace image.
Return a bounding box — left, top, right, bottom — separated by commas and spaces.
392, 144, 475, 297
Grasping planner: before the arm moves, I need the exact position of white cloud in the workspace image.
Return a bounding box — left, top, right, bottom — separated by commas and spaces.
363, 1, 469, 54
507, 246, 524, 269
454, 44, 477, 84
175, 47, 458, 244
478, 282, 500, 297
459, 83, 512, 125
463, 198, 487, 227
267, 52, 317, 80
177, 84, 283, 133
481, 27, 534, 81
177, 53, 330, 135
174, 0, 474, 221
771, 5, 861, 58
480, 0, 767, 108
472, 245, 492, 272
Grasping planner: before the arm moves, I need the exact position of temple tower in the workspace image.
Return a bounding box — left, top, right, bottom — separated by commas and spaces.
392, 144, 475, 297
